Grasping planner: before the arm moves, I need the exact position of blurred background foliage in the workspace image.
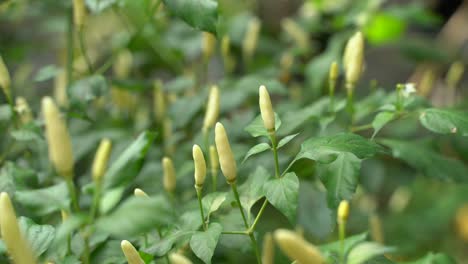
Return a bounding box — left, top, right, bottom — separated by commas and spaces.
0, 0, 468, 263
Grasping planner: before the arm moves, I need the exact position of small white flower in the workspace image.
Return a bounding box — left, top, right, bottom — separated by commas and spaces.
402, 83, 416, 97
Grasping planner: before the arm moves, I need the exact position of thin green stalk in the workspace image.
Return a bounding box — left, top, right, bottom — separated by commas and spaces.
269, 131, 280, 178
231, 183, 262, 264
222, 230, 248, 235
346, 85, 355, 124
211, 165, 218, 193
196, 186, 207, 230
90, 183, 101, 221
66, 8, 74, 87
65, 178, 80, 212
248, 199, 268, 232
77, 28, 94, 74
82, 235, 90, 264
339, 221, 346, 264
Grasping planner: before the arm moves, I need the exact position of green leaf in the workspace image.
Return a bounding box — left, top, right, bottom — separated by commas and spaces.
381, 139, 468, 182
162, 0, 218, 34
277, 133, 299, 149
239, 166, 271, 212
401, 252, 456, 264
145, 230, 195, 257
372, 111, 396, 138
364, 12, 406, 45
242, 143, 270, 163
245, 114, 282, 138
18, 217, 55, 257
52, 214, 88, 250
317, 152, 361, 208
320, 232, 367, 258
69, 75, 108, 103
99, 187, 126, 214
202, 192, 227, 220
419, 108, 468, 136
189, 223, 222, 264
91, 240, 126, 264
15, 183, 69, 215
294, 133, 382, 164
347, 242, 394, 264
264, 172, 299, 223
34, 65, 60, 82
104, 131, 156, 189
95, 196, 173, 237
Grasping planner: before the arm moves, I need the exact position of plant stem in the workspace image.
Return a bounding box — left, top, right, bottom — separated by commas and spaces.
66, 178, 80, 212
269, 131, 280, 178
82, 235, 90, 264
222, 230, 249, 235
248, 199, 268, 232
231, 183, 262, 264
346, 85, 355, 124
90, 183, 101, 221
350, 124, 373, 132
77, 28, 94, 74
66, 7, 74, 86
339, 221, 346, 264
196, 186, 207, 230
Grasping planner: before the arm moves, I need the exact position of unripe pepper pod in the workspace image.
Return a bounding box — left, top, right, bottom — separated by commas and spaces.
42, 97, 74, 179
242, 18, 261, 61
163, 157, 176, 193
337, 200, 350, 224
446, 61, 464, 89
54, 71, 69, 107
214, 122, 237, 184
153, 80, 166, 122
274, 229, 324, 264
259, 85, 275, 132
262, 232, 274, 264
73, 0, 87, 29
169, 253, 193, 264
192, 144, 207, 187
203, 85, 220, 131
344, 32, 364, 91
92, 138, 112, 184
209, 145, 219, 171
329, 61, 339, 84
134, 188, 149, 198
202, 32, 216, 61
120, 240, 145, 264
0, 192, 37, 264
0, 55, 11, 102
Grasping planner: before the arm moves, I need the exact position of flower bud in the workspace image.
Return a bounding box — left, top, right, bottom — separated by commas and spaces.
214, 122, 237, 183
153, 80, 166, 122
192, 145, 207, 187
344, 32, 364, 91
54, 71, 69, 107
15, 97, 33, 125
329, 61, 339, 83
455, 204, 468, 242
262, 232, 274, 264
259, 85, 275, 132
169, 253, 193, 264
446, 61, 464, 89
61, 210, 69, 222
281, 18, 309, 51
274, 229, 324, 264
0, 55, 11, 101
337, 200, 350, 224
42, 97, 74, 179
114, 50, 133, 79
163, 157, 176, 193
134, 188, 149, 198
0, 192, 37, 264
163, 118, 174, 155
92, 138, 112, 183
203, 85, 220, 130
120, 240, 145, 264
202, 32, 216, 61
242, 18, 261, 61
73, 0, 87, 29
